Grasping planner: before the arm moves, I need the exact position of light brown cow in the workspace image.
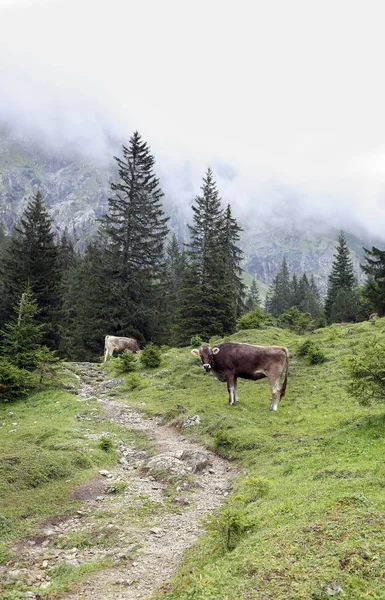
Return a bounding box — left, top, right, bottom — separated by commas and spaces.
104, 335, 140, 362
192, 342, 289, 411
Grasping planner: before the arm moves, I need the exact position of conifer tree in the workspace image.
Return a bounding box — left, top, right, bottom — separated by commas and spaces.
221, 204, 245, 319
172, 169, 240, 344
99, 132, 169, 342
325, 231, 356, 322
244, 279, 261, 312
1, 285, 44, 371
0, 191, 59, 347
361, 246, 385, 316
265, 258, 292, 316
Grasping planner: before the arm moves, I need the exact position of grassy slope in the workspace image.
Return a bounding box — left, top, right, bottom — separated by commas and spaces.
0, 366, 150, 566
115, 320, 385, 600
2, 320, 385, 599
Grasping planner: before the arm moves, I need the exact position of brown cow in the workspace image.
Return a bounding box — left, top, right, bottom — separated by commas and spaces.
191, 342, 289, 411
104, 335, 140, 362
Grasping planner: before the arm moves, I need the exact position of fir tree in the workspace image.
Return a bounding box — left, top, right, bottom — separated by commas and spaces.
0, 191, 59, 347
173, 169, 238, 344
221, 204, 245, 319
0, 285, 44, 371
361, 246, 385, 316
99, 132, 169, 342
244, 279, 261, 312
265, 258, 292, 316
325, 231, 356, 322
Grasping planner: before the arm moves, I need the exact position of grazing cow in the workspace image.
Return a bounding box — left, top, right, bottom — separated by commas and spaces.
104, 336, 140, 362
369, 312, 378, 320
191, 342, 289, 411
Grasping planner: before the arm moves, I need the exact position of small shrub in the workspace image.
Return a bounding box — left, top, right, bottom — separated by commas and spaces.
236, 308, 274, 331
139, 343, 162, 368
113, 351, 137, 374
98, 437, 114, 451
126, 373, 145, 390
190, 335, 203, 348
307, 345, 326, 364
242, 476, 271, 502
347, 338, 385, 405
203, 506, 250, 551
0, 359, 33, 401
297, 339, 326, 364
214, 429, 235, 451
278, 307, 314, 333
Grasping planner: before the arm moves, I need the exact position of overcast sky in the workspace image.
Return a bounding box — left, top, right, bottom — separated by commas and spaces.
1, 0, 385, 238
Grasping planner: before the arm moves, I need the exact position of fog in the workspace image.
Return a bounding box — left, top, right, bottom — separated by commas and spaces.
1, 0, 385, 239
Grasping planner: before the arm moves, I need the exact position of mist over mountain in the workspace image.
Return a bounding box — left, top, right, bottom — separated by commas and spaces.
0, 123, 382, 296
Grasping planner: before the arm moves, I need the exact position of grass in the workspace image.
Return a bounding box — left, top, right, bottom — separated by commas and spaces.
3, 319, 385, 599
0, 369, 153, 597
107, 319, 385, 600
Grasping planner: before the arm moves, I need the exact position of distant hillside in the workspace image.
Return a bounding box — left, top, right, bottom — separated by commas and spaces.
0, 126, 382, 294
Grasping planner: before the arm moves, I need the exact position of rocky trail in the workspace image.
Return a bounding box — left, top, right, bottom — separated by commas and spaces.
2, 363, 236, 599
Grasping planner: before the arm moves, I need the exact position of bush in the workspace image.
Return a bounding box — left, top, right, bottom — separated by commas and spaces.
125, 373, 146, 391
98, 436, 114, 451
139, 343, 162, 368
113, 351, 137, 373
347, 338, 385, 405
0, 359, 33, 401
203, 506, 250, 552
236, 308, 274, 331
190, 334, 203, 348
297, 340, 326, 364
277, 307, 314, 333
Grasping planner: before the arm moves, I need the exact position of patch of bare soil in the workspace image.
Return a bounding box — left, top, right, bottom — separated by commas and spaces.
3, 363, 236, 600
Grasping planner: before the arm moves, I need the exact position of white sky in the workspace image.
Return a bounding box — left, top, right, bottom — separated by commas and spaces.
1, 0, 385, 238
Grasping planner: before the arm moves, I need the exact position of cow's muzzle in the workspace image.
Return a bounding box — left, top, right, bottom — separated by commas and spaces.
203, 364, 211, 372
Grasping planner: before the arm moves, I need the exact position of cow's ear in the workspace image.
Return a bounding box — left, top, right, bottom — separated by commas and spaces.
212, 347, 220, 354
191, 349, 200, 356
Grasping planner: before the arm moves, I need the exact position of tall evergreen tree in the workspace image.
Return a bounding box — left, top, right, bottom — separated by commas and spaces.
361, 246, 385, 316
325, 231, 356, 322
221, 204, 246, 319
172, 169, 240, 344
99, 132, 169, 342
244, 279, 261, 312
265, 258, 292, 316
0, 191, 59, 347
0, 285, 44, 371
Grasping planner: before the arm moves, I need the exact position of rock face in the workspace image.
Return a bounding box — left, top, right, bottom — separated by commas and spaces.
0, 126, 380, 291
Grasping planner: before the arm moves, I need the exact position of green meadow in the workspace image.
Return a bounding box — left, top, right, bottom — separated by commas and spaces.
1, 319, 385, 599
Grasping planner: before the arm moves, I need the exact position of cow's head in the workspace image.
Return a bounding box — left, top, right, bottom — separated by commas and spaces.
191, 344, 220, 372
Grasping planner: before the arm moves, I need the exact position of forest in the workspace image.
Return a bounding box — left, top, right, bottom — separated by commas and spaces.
0, 131, 384, 398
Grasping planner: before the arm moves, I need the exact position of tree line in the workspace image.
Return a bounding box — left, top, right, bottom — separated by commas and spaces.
0, 131, 384, 377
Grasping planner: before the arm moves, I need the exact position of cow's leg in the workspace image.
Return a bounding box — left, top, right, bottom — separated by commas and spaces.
104, 347, 108, 362
268, 375, 281, 412
234, 376, 239, 403
226, 376, 236, 405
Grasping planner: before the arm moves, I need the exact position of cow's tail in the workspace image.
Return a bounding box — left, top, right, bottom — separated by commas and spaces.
280, 348, 289, 399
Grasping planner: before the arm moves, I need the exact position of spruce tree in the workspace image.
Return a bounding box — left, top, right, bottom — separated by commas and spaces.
265, 258, 292, 316
99, 132, 169, 342
172, 169, 238, 344
361, 246, 385, 316
221, 204, 245, 320
325, 231, 356, 322
0, 191, 59, 346
244, 279, 261, 312
1, 285, 44, 371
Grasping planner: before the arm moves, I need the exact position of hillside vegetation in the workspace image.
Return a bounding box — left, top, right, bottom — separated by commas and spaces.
1, 320, 385, 599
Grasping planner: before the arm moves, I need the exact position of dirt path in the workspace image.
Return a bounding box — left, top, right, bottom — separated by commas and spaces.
4, 363, 236, 600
